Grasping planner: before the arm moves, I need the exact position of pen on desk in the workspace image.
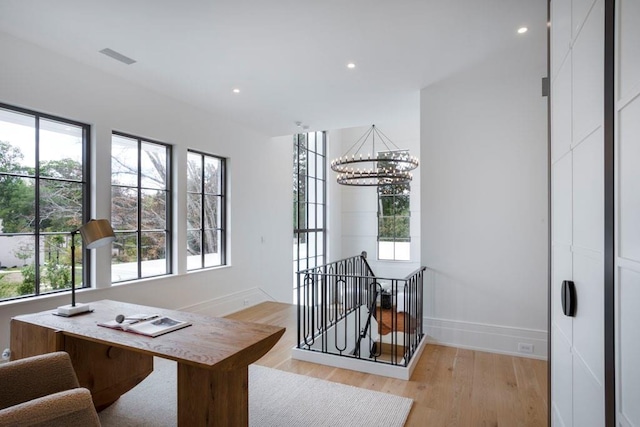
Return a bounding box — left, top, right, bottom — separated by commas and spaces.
115, 314, 160, 324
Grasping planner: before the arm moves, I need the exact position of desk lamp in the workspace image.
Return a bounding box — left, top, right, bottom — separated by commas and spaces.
56, 219, 115, 317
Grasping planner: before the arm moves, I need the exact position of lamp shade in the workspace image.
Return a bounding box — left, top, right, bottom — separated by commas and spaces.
78, 219, 115, 249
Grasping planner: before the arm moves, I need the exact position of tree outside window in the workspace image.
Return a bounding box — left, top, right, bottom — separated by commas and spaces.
378, 182, 411, 261
0, 104, 88, 301
293, 131, 326, 301
186, 150, 226, 270
111, 133, 171, 282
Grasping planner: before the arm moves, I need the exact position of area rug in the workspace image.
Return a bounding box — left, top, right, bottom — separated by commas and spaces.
378, 307, 411, 335
99, 357, 412, 427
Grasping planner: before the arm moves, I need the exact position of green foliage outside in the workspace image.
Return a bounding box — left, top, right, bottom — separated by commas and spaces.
18, 264, 35, 295
0, 140, 81, 300
43, 261, 72, 290
378, 184, 410, 242
0, 141, 33, 233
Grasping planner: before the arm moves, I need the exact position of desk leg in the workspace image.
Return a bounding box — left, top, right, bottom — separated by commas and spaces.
10, 319, 63, 359
64, 336, 153, 410
178, 363, 248, 427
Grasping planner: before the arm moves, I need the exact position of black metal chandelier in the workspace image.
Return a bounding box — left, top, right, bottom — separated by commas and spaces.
330, 125, 419, 186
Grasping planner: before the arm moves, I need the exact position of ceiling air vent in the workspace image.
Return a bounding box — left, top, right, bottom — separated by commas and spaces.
99, 48, 136, 65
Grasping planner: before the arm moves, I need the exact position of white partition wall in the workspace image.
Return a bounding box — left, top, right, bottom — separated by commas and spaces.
616, 0, 640, 425
550, 0, 606, 425
551, 0, 639, 425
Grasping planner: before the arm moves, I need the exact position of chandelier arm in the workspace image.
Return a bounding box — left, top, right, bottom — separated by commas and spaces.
372, 127, 394, 153
373, 127, 402, 151
372, 125, 376, 155
343, 126, 375, 156
353, 126, 376, 156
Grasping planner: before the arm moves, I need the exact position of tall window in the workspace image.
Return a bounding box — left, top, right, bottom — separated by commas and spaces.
293, 131, 326, 292
111, 132, 171, 282
186, 150, 226, 270
378, 183, 411, 261
0, 104, 88, 301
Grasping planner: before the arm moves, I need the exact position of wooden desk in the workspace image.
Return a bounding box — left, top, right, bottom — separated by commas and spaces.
10, 299, 285, 426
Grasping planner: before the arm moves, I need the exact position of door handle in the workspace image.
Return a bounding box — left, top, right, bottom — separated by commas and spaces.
561, 280, 576, 317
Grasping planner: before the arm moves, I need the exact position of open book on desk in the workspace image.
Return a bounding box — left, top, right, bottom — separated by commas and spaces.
98, 314, 192, 337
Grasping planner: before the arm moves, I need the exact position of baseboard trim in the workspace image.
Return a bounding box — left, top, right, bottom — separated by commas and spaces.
425, 317, 548, 360
178, 287, 274, 317
292, 338, 429, 381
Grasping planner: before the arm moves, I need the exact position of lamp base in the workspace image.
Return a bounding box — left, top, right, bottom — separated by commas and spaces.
55, 303, 92, 317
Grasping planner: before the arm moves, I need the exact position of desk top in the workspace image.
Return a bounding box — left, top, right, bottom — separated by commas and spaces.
12, 299, 285, 371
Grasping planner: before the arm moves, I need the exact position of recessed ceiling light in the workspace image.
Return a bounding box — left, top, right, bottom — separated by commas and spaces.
517, 27, 528, 34
347, 63, 356, 69
233, 88, 240, 93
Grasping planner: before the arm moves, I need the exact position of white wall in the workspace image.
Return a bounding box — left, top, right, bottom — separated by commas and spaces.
326, 129, 343, 264
616, 0, 640, 424
0, 32, 293, 349
420, 29, 549, 358
335, 123, 421, 279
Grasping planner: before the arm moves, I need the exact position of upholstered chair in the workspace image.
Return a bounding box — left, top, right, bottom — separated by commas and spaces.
0, 351, 101, 427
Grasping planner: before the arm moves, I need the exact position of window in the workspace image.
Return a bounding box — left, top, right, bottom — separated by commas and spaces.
293, 131, 326, 294
0, 104, 89, 301
378, 183, 411, 261
186, 150, 226, 270
111, 133, 171, 282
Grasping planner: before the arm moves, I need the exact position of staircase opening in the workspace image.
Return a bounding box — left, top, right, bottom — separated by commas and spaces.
292, 252, 427, 380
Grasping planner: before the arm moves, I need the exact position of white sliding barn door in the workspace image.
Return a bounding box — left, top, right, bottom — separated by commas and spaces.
551, 0, 606, 425
616, 0, 640, 425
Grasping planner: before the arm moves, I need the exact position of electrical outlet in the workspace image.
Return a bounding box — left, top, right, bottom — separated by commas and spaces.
517, 343, 534, 354
243, 299, 250, 306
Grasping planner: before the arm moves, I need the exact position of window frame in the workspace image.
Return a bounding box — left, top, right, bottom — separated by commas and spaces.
293, 131, 326, 284
110, 131, 172, 282
0, 102, 90, 301
186, 149, 227, 270
377, 182, 411, 261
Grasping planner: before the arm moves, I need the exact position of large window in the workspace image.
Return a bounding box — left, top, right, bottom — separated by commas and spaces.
0, 104, 89, 301
111, 133, 171, 282
186, 150, 226, 270
293, 131, 326, 292
378, 183, 411, 261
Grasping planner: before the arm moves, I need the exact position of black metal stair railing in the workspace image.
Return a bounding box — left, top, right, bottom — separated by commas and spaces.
296, 252, 426, 368
297, 252, 377, 354
352, 285, 379, 358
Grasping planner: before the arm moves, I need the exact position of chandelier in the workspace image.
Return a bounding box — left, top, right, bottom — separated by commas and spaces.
330, 125, 419, 186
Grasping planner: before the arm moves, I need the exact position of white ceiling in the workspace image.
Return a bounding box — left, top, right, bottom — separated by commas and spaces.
0, 0, 546, 137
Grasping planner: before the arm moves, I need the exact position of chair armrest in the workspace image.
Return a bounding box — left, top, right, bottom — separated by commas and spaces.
0, 388, 101, 427
0, 352, 80, 409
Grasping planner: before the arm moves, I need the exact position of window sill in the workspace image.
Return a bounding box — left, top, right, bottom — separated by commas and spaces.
186, 264, 231, 274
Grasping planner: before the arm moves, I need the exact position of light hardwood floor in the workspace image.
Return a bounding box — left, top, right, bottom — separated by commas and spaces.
226, 301, 548, 427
